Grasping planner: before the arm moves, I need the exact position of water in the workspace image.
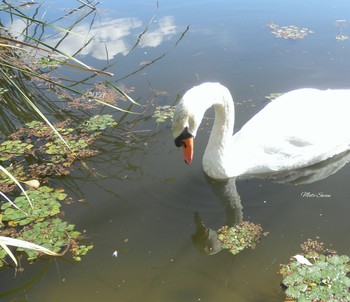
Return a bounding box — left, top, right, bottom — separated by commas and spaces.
2, 0, 350, 301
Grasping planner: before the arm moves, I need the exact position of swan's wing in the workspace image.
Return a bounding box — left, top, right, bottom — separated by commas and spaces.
232, 88, 350, 174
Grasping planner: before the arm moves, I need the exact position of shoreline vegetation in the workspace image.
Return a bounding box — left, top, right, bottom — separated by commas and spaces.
0, 0, 187, 269
0, 0, 140, 268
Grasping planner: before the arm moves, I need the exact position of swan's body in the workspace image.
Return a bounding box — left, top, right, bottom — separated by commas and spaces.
172, 82, 350, 179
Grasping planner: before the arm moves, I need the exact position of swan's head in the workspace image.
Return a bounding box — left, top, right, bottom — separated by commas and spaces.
172, 82, 222, 164
172, 100, 196, 164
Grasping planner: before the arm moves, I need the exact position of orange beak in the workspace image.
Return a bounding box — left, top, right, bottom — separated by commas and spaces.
182, 137, 193, 164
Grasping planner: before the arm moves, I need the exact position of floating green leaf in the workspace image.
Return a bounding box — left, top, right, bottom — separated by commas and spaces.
82, 114, 117, 131
336, 35, 349, 41
265, 92, 284, 101
0, 140, 33, 159
152, 105, 176, 123
71, 244, 94, 261
0, 182, 95, 266
217, 221, 268, 255
33, 56, 61, 69
0, 165, 26, 184
17, 217, 89, 261
1, 186, 65, 226
280, 239, 350, 301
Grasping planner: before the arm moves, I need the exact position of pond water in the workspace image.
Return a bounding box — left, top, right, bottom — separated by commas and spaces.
2, 0, 350, 301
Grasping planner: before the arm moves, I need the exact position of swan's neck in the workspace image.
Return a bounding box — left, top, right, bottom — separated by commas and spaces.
208, 100, 234, 150
203, 90, 235, 178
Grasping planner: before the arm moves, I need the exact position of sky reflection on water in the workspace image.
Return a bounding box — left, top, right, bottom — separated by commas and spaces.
2, 0, 350, 301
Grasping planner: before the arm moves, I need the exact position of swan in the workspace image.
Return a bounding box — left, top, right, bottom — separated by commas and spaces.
172, 82, 350, 179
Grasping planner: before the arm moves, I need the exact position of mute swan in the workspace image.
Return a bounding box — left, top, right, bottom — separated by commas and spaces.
172, 82, 350, 179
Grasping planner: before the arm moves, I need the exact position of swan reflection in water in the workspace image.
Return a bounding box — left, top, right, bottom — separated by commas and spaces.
191, 150, 350, 255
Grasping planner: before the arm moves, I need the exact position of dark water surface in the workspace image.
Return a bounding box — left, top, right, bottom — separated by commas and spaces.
2, 0, 350, 301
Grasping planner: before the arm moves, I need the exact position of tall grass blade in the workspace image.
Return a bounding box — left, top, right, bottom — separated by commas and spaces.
0, 240, 17, 266
3, 10, 86, 37
175, 25, 190, 46
0, 35, 113, 76
0, 165, 33, 209
0, 236, 60, 256
127, 14, 156, 55
0, 235, 60, 267
0, 191, 22, 212
0, 69, 75, 155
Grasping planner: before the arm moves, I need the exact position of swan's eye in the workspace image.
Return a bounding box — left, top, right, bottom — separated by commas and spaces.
174, 127, 193, 147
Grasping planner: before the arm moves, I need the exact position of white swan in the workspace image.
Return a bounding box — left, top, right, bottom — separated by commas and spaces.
172, 82, 350, 179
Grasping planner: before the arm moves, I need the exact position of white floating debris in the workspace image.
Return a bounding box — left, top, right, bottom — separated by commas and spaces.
293, 254, 312, 266
112, 250, 118, 258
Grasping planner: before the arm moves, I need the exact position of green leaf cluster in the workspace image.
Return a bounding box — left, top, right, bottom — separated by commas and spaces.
0, 140, 33, 161
0, 185, 93, 266
71, 244, 94, 261
280, 250, 350, 301
1, 186, 65, 226
336, 35, 349, 41
0, 116, 116, 190
82, 114, 117, 131
217, 221, 267, 255
0, 217, 92, 266
0, 165, 25, 186
152, 105, 176, 123
33, 57, 61, 69
265, 92, 284, 101
45, 138, 88, 154
18, 218, 85, 261
0, 115, 117, 266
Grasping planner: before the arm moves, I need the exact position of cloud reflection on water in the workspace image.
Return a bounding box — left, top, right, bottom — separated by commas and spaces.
44, 16, 177, 60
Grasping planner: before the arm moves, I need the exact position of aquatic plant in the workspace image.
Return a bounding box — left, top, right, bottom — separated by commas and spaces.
0, 0, 136, 138
1, 186, 64, 226
0, 114, 117, 190
335, 20, 349, 41
279, 239, 350, 301
0, 185, 93, 266
217, 221, 268, 255
0, 235, 60, 267
82, 114, 117, 131
265, 92, 284, 101
336, 35, 349, 41
152, 105, 176, 123
267, 23, 314, 40
0, 0, 187, 270
0, 114, 117, 267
